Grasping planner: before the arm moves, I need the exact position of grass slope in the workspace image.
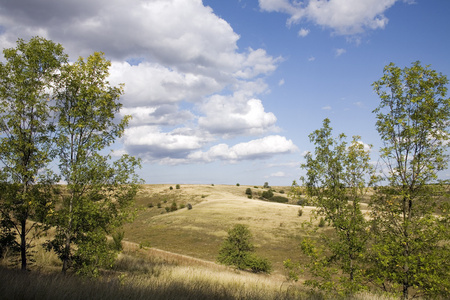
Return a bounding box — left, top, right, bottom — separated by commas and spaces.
123, 184, 319, 274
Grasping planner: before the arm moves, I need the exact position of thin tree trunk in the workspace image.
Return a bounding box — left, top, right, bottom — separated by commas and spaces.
20, 219, 27, 271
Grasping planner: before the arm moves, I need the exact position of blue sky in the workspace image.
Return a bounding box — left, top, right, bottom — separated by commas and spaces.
1, 0, 450, 185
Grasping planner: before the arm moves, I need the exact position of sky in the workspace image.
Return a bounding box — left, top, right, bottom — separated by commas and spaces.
1, 0, 450, 186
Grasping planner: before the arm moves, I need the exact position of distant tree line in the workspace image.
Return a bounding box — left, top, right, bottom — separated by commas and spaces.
0, 37, 142, 276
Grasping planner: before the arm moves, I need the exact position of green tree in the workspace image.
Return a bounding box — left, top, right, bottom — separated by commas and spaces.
218, 224, 271, 273
0, 37, 67, 270
46, 52, 141, 276
298, 118, 376, 296
369, 62, 450, 299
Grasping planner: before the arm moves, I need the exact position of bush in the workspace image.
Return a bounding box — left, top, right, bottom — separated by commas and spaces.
270, 196, 288, 203
246, 253, 272, 273
298, 209, 303, 217
217, 224, 271, 274
176, 184, 180, 189
318, 217, 326, 227
236, 183, 240, 186
261, 190, 273, 199
148, 202, 154, 208
245, 188, 252, 196
170, 202, 178, 212
187, 203, 192, 210
169, 186, 173, 190
279, 190, 285, 194
263, 182, 270, 188
179, 203, 185, 209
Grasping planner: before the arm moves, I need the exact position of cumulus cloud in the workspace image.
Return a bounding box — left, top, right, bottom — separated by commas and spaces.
0, 0, 295, 164
187, 135, 298, 163
258, 0, 411, 35
322, 105, 332, 110
298, 28, 310, 37
198, 95, 278, 137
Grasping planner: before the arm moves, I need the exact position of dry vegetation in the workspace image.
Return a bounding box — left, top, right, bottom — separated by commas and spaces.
1, 184, 395, 299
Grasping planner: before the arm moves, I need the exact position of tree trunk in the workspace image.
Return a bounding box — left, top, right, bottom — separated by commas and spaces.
20, 219, 27, 271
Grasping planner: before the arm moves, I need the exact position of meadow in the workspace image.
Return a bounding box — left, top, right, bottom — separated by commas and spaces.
0, 184, 392, 299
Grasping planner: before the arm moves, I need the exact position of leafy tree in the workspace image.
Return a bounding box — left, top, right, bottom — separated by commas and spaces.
46, 52, 141, 276
0, 37, 67, 270
297, 118, 376, 296
369, 62, 450, 299
218, 224, 271, 273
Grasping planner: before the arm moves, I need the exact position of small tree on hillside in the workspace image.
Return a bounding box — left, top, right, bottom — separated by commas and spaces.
218, 224, 271, 273
46, 52, 141, 276
297, 118, 376, 296
369, 62, 450, 299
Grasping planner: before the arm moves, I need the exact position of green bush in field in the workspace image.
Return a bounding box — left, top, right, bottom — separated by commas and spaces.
270, 196, 288, 203
217, 224, 271, 274
245, 188, 252, 196
170, 202, 178, 212
236, 183, 240, 186
176, 184, 180, 189
261, 190, 273, 199
246, 253, 272, 273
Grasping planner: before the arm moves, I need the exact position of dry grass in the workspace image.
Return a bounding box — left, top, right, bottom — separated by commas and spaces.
123, 184, 321, 274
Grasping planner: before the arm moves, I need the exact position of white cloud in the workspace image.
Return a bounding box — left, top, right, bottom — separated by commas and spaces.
335, 48, 347, 57
259, 0, 410, 35
298, 28, 310, 37
0, 0, 294, 164
270, 171, 287, 177
308, 56, 316, 62
188, 135, 298, 163
322, 105, 332, 110
278, 79, 285, 86
198, 94, 278, 137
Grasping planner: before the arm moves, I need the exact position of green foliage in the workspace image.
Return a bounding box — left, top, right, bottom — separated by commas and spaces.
369, 61, 450, 299
0, 37, 67, 270
111, 231, 124, 252
236, 183, 240, 186
270, 196, 288, 203
175, 184, 180, 189
169, 186, 173, 190
261, 190, 273, 199
217, 224, 271, 273
246, 253, 272, 273
45, 51, 142, 276
187, 203, 192, 210
245, 188, 252, 196
298, 118, 376, 296
170, 202, 178, 212
298, 209, 303, 217
263, 182, 270, 188
317, 217, 325, 228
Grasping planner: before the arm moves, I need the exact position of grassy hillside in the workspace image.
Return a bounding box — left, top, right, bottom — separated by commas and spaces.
123, 184, 322, 274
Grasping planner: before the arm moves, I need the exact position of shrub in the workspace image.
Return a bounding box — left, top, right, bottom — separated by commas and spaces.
187, 203, 192, 210
261, 190, 274, 199
246, 254, 272, 273
236, 183, 240, 186
157, 202, 162, 208
245, 188, 252, 196
279, 190, 285, 194
176, 184, 180, 189
263, 182, 270, 188
148, 202, 154, 208
170, 202, 178, 212
318, 217, 326, 227
179, 203, 185, 209
217, 224, 271, 274
164, 207, 170, 212
111, 231, 124, 251
298, 209, 303, 217
270, 196, 289, 203
247, 195, 252, 199
169, 186, 173, 190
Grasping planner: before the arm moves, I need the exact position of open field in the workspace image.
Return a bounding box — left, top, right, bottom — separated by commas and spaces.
123, 184, 323, 274
0, 184, 397, 299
